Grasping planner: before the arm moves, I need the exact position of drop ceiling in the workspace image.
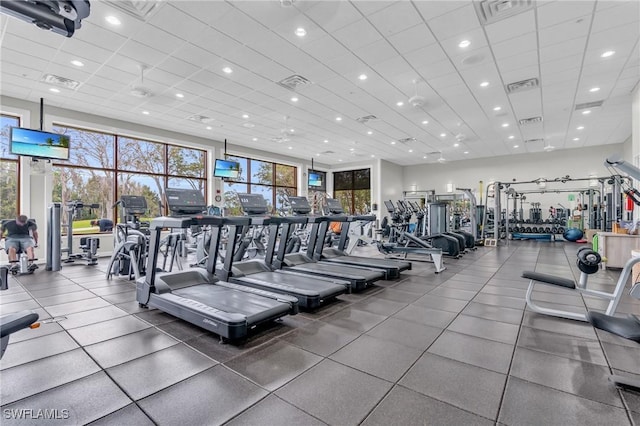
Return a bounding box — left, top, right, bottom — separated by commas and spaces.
0, 0, 638, 166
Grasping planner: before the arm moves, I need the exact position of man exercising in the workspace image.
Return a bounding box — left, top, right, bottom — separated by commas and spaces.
1, 215, 39, 272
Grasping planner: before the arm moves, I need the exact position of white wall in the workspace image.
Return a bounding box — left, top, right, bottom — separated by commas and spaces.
378, 159, 404, 216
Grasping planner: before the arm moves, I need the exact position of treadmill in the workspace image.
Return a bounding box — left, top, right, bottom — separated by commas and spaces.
136, 194, 298, 342
273, 197, 385, 291
317, 198, 411, 279
216, 194, 349, 309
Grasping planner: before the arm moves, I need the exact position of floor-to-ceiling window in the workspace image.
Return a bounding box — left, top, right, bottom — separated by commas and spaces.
52, 125, 206, 232
222, 155, 297, 216
0, 114, 21, 218
333, 168, 371, 214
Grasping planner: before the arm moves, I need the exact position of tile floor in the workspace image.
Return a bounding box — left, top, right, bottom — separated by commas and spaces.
0, 241, 638, 425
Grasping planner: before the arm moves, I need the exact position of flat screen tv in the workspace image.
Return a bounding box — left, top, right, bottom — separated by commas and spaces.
10, 127, 70, 161
308, 170, 325, 189
214, 159, 240, 179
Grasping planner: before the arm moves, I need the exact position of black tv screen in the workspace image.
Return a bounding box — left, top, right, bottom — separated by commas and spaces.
214, 159, 240, 179
308, 170, 325, 189
10, 127, 70, 160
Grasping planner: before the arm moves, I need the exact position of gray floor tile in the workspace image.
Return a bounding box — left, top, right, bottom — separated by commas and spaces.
226, 340, 322, 391
321, 307, 387, 333
88, 403, 155, 426
522, 310, 598, 339
449, 273, 491, 284
57, 305, 129, 329
67, 315, 150, 346
276, 359, 392, 426
439, 280, 485, 291
394, 280, 437, 294
480, 285, 526, 298
412, 294, 469, 313
472, 293, 526, 309
517, 326, 608, 366
28, 283, 86, 298
0, 331, 79, 370
366, 317, 443, 350
156, 317, 210, 341
36, 289, 97, 306
280, 321, 360, 357
226, 395, 326, 426
101, 290, 137, 304
138, 366, 268, 425
429, 286, 478, 301
602, 342, 640, 375
330, 334, 423, 382
428, 331, 513, 374
447, 315, 520, 345
45, 297, 112, 317
1, 299, 40, 314
499, 377, 630, 426
462, 302, 524, 324
0, 349, 101, 405
85, 328, 180, 368
399, 353, 506, 420
0, 291, 33, 304
351, 297, 407, 316
108, 344, 216, 400
373, 288, 422, 303
8, 319, 64, 343
510, 347, 625, 408
393, 304, 457, 328
362, 385, 494, 426
1, 372, 131, 425
90, 283, 136, 296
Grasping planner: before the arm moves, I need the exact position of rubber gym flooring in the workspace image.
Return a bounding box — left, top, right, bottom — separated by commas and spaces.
1, 241, 638, 425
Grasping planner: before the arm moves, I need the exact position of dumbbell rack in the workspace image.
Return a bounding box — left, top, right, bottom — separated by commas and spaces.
506, 218, 568, 240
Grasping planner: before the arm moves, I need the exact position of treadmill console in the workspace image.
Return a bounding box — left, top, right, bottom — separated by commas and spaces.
237, 193, 269, 215
288, 196, 312, 215
120, 195, 148, 215
325, 198, 344, 214
165, 188, 206, 216
383, 200, 396, 214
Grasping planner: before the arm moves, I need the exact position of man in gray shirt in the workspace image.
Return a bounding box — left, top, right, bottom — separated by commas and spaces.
1, 215, 39, 272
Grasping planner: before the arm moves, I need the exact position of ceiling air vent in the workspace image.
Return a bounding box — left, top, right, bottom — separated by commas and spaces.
524, 138, 544, 144
321, 150, 335, 155
575, 100, 604, 110
506, 78, 539, 94
187, 115, 215, 124
276, 74, 312, 92
397, 137, 416, 144
356, 115, 378, 124
104, 0, 163, 21
475, 0, 534, 25
518, 116, 543, 125
41, 74, 81, 90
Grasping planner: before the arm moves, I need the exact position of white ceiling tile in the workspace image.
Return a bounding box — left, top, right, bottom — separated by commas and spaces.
367, 1, 422, 36
1, 48, 50, 73
412, 1, 468, 21
134, 25, 186, 54
427, 4, 481, 41
484, 10, 536, 44
155, 57, 201, 79
332, 19, 383, 51
495, 51, 540, 74
148, 4, 209, 41
403, 44, 449, 69
592, 1, 640, 33
232, 1, 303, 28
541, 68, 580, 86
416, 60, 458, 81
118, 41, 168, 69
539, 38, 587, 64
540, 54, 582, 75
74, 21, 128, 50
353, 39, 399, 66
303, 1, 362, 32
386, 23, 436, 55
351, 1, 398, 16
536, 1, 595, 28
538, 18, 591, 47
491, 32, 538, 60
300, 34, 352, 64
586, 23, 640, 55
178, 0, 236, 25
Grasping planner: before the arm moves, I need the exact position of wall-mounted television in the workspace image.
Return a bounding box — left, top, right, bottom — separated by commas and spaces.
214, 159, 240, 179
308, 170, 325, 189
10, 127, 70, 161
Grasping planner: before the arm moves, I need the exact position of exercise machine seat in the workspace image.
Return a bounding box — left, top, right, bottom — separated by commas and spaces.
586, 312, 640, 342
0, 310, 39, 338
522, 271, 576, 289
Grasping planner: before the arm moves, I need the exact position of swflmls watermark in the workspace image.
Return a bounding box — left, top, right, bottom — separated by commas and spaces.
3, 409, 70, 420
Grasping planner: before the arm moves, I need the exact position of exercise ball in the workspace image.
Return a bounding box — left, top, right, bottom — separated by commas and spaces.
563, 228, 584, 242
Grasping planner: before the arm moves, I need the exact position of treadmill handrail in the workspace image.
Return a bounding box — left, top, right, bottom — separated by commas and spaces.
149, 215, 252, 229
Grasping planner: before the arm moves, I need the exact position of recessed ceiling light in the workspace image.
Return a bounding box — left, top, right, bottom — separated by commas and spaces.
242, 114, 249, 119
501, 123, 509, 127
206, 126, 212, 130
480, 81, 489, 87
142, 111, 150, 115
577, 126, 584, 130
390, 141, 396, 145
105, 15, 121, 25
367, 131, 373, 135
358, 74, 367, 81
290, 128, 295, 133
458, 40, 471, 48
175, 93, 184, 98
582, 110, 591, 115
49, 88, 60, 93
338, 159, 343, 162
408, 149, 414, 153
423, 155, 427, 159
349, 148, 355, 151
252, 137, 258, 141
513, 145, 519, 148
324, 139, 329, 143
508, 135, 514, 139
440, 133, 446, 137
316, 153, 320, 156
454, 143, 459, 147
335, 117, 342, 121
70, 60, 84, 67
601, 50, 615, 58
222, 67, 233, 74
295, 27, 306, 37
288, 146, 293, 150
589, 87, 600, 92
464, 151, 469, 154
493, 106, 501, 111
422, 120, 429, 125
573, 137, 580, 141
370, 154, 375, 158
396, 101, 404, 107
291, 97, 298, 102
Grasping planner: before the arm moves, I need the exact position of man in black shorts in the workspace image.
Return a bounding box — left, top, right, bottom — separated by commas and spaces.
90, 218, 113, 232
1, 215, 39, 272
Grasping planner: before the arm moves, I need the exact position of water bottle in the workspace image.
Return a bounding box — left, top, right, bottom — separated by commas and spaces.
19, 253, 28, 272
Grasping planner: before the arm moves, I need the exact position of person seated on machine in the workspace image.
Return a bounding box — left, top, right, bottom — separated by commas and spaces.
1, 215, 39, 272
91, 218, 114, 232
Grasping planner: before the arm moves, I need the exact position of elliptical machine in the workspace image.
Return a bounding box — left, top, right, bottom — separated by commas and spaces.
106, 196, 150, 280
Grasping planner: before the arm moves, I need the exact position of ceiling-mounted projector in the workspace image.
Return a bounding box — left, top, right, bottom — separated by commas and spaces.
1, 0, 90, 37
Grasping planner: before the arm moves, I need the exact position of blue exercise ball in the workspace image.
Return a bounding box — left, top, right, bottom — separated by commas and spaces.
563, 228, 584, 242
